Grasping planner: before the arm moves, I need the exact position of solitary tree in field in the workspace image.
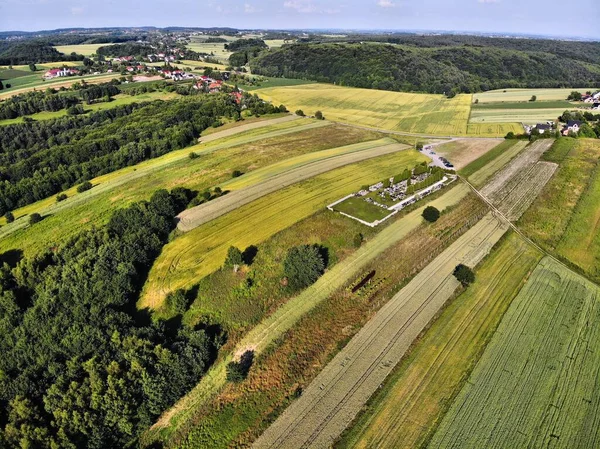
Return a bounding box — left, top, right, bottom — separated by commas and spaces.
226, 350, 254, 383
231, 170, 243, 178
567, 91, 582, 101
505, 131, 515, 139
315, 110, 324, 120
56, 193, 68, 203
4, 212, 14, 223
422, 206, 440, 223
77, 181, 93, 193
225, 246, 243, 272
29, 213, 42, 225
283, 244, 325, 291
453, 264, 475, 287
530, 95, 537, 102
295, 109, 305, 116
29, 63, 36, 72
0, 80, 4, 90
353, 233, 364, 248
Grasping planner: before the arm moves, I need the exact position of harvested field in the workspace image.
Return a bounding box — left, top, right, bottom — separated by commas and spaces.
53, 43, 104, 56
473, 87, 598, 103
176, 139, 410, 231
461, 140, 528, 185
254, 212, 509, 449
429, 257, 600, 449
480, 139, 553, 200
435, 138, 502, 169
145, 185, 471, 440
469, 107, 570, 125
141, 150, 430, 309
338, 233, 542, 449
256, 84, 521, 137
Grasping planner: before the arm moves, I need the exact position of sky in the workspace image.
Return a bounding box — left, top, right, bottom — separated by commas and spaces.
0, 0, 599, 39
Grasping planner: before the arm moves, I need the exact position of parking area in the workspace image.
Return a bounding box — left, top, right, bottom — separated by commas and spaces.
422, 144, 455, 169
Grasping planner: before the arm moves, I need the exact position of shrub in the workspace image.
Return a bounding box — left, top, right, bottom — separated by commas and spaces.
422, 206, 440, 223
166, 289, 190, 315
353, 233, 364, 248
283, 244, 325, 291
505, 131, 515, 139
295, 109, 305, 116
56, 193, 68, 202
231, 170, 243, 178
315, 110, 324, 120
226, 350, 254, 383
29, 213, 42, 225
189, 151, 199, 159
4, 212, 14, 223
453, 264, 475, 287
77, 181, 93, 193
224, 246, 243, 271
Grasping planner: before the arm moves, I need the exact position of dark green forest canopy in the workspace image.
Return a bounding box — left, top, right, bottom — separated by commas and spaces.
0, 40, 84, 65
0, 188, 219, 448
250, 42, 600, 94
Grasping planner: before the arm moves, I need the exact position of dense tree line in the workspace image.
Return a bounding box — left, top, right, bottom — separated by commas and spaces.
0, 188, 221, 448
0, 40, 84, 65
225, 38, 267, 52
96, 43, 153, 57
0, 91, 80, 119
0, 95, 241, 214
250, 43, 600, 94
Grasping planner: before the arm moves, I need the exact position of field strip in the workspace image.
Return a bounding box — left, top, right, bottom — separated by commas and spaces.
253, 212, 509, 449
150, 184, 470, 433
176, 139, 407, 231
0, 73, 121, 100
428, 257, 600, 449
199, 114, 300, 142
467, 140, 529, 187
0, 117, 321, 241
339, 233, 542, 449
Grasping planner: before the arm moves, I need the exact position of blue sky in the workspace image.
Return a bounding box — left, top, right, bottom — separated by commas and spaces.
0, 0, 598, 39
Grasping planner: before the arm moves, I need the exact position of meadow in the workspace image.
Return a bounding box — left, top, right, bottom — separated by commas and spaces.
338, 232, 541, 449
255, 83, 522, 137
53, 43, 104, 56
429, 257, 600, 449
473, 87, 598, 103
469, 107, 569, 125
0, 118, 357, 256
142, 184, 474, 447
141, 149, 429, 309
186, 42, 232, 63
0, 72, 120, 99
255, 212, 509, 448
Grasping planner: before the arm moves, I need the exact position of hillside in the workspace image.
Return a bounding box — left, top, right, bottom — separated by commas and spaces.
250, 43, 600, 94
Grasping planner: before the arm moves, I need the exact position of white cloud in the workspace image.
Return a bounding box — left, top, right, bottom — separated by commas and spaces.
244, 2, 260, 13
71, 6, 84, 15
284, 0, 317, 13
377, 0, 396, 7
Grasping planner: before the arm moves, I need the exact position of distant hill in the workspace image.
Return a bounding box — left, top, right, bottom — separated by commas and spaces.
250, 41, 600, 94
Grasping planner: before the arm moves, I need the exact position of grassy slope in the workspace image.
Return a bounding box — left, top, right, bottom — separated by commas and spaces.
338, 232, 541, 449
0, 119, 352, 257
428, 257, 600, 449
140, 149, 430, 309
141, 185, 473, 447
255, 83, 522, 137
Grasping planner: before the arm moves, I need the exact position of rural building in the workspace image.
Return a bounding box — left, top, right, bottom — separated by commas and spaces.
592, 102, 600, 110
43, 68, 79, 79
534, 123, 552, 134
562, 120, 582, 136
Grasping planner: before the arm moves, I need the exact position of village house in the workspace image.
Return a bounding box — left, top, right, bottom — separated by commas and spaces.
534, 123, 552, 134
43, 67, 79, 79
562, 120, 582, 136
592, 102, 600, 111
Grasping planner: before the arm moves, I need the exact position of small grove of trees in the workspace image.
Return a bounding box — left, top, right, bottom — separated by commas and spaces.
76, 181, 93, 193
422, 206, 440, 223
224, 246, 244, 272
295, 109, 305, 116
453, 264, 475, 287
283, 244, 326, 291
567, 91, 582, 101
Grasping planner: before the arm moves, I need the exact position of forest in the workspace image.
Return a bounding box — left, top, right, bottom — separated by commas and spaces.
250, 43, 600, 94
0, 188, 221, 448
0, 41, 84, 65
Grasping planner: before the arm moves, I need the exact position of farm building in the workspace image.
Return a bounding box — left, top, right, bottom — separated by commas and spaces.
43, 68, 79, 79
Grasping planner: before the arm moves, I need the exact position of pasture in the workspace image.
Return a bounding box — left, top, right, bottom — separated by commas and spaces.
254, 212, 509, 448
255, 83, 522, 137
473, 87, 599, 103
339, 233, 541, 449
429, 257, 600, 449
53, 44, 104, 56
140, 149, 429, 309
0, 118, 348, 256
142, 184, 473, 447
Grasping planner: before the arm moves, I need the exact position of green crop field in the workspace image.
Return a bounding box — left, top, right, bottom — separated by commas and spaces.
473, 87, 599, 103
469, 107, 568, 125
255, 83, 523, 137
429, 257, 600, 449
0, 91, 178, 125
472, 100, 574, 109
0, 118, 350, 256
339, 232, 541, 449
142, 184, 471, 446
53, 44, 104, 56
141, 149, 429, 309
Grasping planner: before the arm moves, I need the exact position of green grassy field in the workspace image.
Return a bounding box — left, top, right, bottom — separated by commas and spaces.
0, 118, 349, 257
429, 257, 600, 449
0, 72, 120, 99
53, 44, 104, 56
141, 149, 429, 309
472, 100, 574, 109
469, 107, 568, 125
332, 196, 391, 223
338, 232, 541, 449
461, 140, 529, 186
255, 84, 523, 137
0, 91, 178, 125
186, 42, 232, 63
473, 87, 599, 103
234, 76, 317, 92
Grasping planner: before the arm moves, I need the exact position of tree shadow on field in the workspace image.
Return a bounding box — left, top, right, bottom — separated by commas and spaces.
313, 244, 330, 268
242, 245, 258, 265
0, 249, 23, 268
